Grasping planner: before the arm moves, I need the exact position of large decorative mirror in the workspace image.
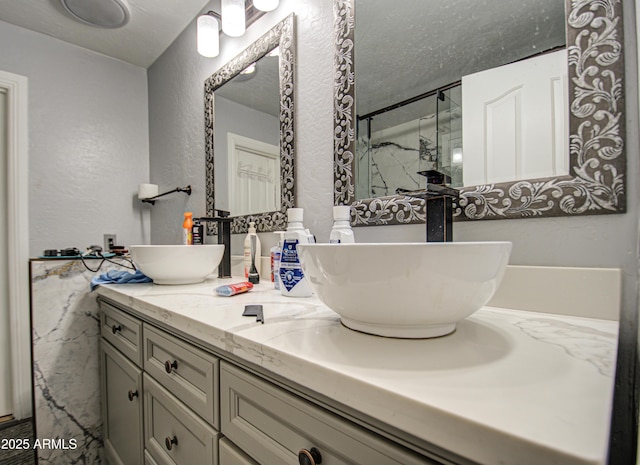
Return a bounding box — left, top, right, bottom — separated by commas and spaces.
205, 14, 294, 233
333, 0, 625, 225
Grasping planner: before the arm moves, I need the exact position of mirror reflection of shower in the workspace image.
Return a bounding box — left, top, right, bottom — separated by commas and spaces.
355, 83, 463, 200
430, 86, 462, 187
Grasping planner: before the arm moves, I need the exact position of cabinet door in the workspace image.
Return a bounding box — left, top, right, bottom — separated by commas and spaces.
219, 438, 259, 465
145, 450, 160, 465
101, 340, 144, 465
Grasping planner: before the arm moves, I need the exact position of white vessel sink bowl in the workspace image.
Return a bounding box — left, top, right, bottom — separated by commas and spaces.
297, 242, 512, 338
130, 245, 225, 285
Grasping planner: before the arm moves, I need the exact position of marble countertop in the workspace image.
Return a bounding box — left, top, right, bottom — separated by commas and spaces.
95, 278, 618, 465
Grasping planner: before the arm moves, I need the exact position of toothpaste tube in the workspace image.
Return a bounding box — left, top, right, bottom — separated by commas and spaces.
215, 282, 254, 297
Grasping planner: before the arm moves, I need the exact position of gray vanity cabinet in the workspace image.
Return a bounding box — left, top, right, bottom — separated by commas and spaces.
99, 297, 443, 465
141, 325, 221, 465
100, 329, 144, 465
99, 300, 222, 465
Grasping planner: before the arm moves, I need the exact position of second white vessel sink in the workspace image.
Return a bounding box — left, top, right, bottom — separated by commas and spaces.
130, 244, 224, 285
297, 242, 512, 338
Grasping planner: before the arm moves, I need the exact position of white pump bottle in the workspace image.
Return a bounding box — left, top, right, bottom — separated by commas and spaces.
329, 206, 355, 243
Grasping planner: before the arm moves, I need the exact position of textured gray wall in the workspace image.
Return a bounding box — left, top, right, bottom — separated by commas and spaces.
148, 0, 334, 247
0, 20, 150, 257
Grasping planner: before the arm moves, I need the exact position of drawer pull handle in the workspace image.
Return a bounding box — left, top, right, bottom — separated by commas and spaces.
112, 325, 122, 334
127, 389, 139, 401
298, 448, 322, 465
164, 360, 178, 373
165, 435, 178, 451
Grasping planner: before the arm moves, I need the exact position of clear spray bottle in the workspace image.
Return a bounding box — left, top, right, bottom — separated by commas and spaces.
271, 231, 285, 290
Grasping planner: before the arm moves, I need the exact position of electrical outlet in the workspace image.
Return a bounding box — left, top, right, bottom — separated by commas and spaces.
104, 234, 117, 251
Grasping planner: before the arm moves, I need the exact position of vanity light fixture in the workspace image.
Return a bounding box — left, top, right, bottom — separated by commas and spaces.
197, 12, 221, 58
197, 1, 278, 58
253, 0, 279, 12
221, 0, 246, 37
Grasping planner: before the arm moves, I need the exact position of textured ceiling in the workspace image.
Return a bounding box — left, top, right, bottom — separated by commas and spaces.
216, 49, 280, 117
0, 0, 211, 67
356, 0, 566, 122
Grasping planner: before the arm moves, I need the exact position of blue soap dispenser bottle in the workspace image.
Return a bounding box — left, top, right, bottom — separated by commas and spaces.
279, 208, 312, 297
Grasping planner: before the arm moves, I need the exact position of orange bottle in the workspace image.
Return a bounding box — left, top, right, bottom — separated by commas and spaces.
182, 212, 194, 245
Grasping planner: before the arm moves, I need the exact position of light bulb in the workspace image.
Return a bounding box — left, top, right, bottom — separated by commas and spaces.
452, 148, 463, 164
197, 14, 220, 57
221, 0, 245, 37
241, 63, 256, 74
253, 0, 279, 12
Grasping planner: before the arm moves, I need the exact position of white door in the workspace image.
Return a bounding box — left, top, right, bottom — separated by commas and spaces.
462, 49, 569, 186
0, 88, 11, 418
227, 133, 280, 216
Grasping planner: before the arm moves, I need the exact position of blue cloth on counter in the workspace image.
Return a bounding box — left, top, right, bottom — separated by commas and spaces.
90, 269, 152, 291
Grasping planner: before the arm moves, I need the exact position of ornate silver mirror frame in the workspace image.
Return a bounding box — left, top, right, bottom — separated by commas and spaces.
205, 14, 295, 234
333, 0, 626, 224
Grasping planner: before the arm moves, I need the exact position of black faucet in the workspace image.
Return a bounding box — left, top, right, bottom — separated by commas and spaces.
396, 170, 459, 242
196, 210, 233, 278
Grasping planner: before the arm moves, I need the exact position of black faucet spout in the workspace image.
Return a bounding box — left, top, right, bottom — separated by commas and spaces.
196, 210, 233, 278
425, 195, 455, 242
398, 170, 459, 242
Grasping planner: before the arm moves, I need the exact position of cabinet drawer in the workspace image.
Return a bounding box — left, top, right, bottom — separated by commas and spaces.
144, 374, 220, 465
143, 326, 219, 427
219, 438, 258, 465
100, 302, 142, 367
100, 301, 143, 367
220, 362, 437, 465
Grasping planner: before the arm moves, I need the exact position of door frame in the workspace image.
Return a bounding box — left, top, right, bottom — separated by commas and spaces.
0, 69, 30, 420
